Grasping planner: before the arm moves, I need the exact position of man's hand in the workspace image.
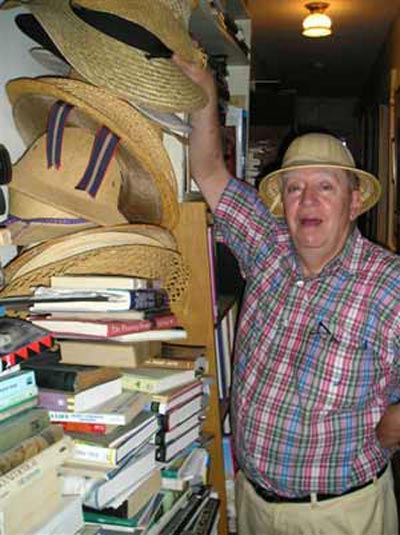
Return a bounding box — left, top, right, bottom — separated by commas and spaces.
171, 53, 230, 212
172, 54, 217, 103
376, 404, 400, 448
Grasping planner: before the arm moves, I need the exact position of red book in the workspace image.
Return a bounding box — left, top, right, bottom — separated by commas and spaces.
30, 318, 153, 338
58, 421, 116, 434
151, 314, 179, 330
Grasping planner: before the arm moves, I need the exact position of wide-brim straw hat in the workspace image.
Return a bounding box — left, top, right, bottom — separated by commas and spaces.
6, 189, 97, 245
1, 225, 189, 303
15, 11, 192, 137
7, 76, 180, 229
258, 133, 382, 218
6, 0, 207, 113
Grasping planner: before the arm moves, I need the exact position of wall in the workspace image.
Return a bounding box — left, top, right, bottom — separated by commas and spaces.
0, 7, 64, 162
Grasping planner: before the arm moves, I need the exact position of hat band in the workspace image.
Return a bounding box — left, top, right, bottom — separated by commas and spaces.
70, 2, 174, 59
16, 14, 65, 61
47, 100, 120, 198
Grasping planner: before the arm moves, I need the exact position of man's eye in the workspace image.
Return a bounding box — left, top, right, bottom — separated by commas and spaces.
287, 185, 301, 193
320, 183, 333, 191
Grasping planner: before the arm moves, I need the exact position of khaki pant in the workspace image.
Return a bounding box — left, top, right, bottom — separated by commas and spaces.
235, 468, 398, 535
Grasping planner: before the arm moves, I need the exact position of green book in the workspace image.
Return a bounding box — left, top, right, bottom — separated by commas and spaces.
0, 407, 49, 453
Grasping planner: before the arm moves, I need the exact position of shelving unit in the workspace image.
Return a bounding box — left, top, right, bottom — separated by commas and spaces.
169, 3, 252, 533
171, 201, 229, 535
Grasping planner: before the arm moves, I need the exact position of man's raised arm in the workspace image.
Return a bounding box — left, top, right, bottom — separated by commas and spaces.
173, 54, 231, 213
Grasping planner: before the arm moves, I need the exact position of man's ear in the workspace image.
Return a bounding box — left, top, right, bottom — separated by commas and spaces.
350, 189, 362, 221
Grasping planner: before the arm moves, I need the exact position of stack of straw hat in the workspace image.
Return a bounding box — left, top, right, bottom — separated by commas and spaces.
0, 0, 208, 304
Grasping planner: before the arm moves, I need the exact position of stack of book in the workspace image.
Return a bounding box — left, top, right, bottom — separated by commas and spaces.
29, 274, 186, 344
0, 367, 80, 534
122, 356, 208, 464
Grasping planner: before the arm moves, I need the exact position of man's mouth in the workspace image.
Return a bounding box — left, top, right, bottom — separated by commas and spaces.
300, 218, 322, 227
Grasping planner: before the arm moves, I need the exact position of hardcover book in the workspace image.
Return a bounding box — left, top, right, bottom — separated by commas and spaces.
121, 367, 196, 394
83, 469, 161, 519
59, 339, 161, 368
31, 317, 154, 338
49, 390, 150, 426
70, 411, 158, 465
62, 445, 156, 510
149, 380, 203, 415
21, 354, 122, 392
0, 406, 49, 453
59, 340, 160, 368
155, 425, 201, 463
31, 287, 169, 313
38, 377, 122, 412
0, 423, 64, 476
50, 275, 161, 290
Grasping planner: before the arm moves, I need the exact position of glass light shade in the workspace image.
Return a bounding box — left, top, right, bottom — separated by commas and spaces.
302, 12, 332, 37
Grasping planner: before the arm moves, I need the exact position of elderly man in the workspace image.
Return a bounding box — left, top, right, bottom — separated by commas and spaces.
173, 55, 400, 535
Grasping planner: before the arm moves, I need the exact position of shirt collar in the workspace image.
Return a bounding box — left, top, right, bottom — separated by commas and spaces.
280, 227, 366, 279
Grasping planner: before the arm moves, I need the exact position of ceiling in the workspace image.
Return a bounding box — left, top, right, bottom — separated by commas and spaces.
247, 0, 400, 97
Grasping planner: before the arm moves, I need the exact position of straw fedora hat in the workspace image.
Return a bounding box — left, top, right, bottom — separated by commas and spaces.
258, 133, 382, 218
12, 127, 129, 227
7, 76, 180, 229
1, 225, 189, 303
6, 0, 207, 113
6, 189, 97, 245
15, 13, 192, 136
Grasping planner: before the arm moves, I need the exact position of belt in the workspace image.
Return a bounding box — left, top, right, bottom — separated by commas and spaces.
249, 465, 387, 504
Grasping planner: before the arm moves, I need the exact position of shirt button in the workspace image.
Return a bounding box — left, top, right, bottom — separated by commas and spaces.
296, 280, 304, 287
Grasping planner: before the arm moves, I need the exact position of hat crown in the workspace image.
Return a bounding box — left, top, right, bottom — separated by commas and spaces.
282, 133, 356, 170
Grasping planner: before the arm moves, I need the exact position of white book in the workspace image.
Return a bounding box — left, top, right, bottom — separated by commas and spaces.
50, 275, 160, 290
28, 496, 84, 535
49, 390, 149, 426
56, 328, 187, 343
62, 445, 156, 510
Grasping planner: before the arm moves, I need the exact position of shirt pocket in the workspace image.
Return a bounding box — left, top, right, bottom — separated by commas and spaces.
295, 322, 381, 414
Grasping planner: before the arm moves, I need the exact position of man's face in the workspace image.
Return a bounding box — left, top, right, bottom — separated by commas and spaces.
282, 167, 361, 273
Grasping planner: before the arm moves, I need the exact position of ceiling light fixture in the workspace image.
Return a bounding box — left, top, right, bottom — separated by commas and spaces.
302, 2, 332, 38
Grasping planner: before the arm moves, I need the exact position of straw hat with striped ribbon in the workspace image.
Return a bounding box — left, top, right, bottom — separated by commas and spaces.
3, 0, 207, 113
258, 133, 382, 218
7, 76, 180, 229
1, 225, 189, 303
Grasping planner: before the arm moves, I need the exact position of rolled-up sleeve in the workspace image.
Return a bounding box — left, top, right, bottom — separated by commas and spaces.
213, 178, 278, 278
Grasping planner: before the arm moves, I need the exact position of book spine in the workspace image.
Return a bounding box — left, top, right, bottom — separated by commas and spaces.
50, 411, 126, 426
38, 389, 69, 411
121, 376, 158, 393
0, 387, 38, 413
71, 442, 117, 465
0, 408, 49, 453
151, 314, 178, 330
128, 289, 169, 311
0, 436, 73, 501
0, 370, 36, 402
0, 424, 64, 476
26, 368, 77, 391
107, 319, 152, 336
59, 422, 109, 434
0, 397, 38, 423
143, 357, 196, 370
155, 426, 200, 462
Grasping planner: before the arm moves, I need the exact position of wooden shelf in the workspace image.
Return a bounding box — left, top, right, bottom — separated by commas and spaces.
190, 0, 249, 65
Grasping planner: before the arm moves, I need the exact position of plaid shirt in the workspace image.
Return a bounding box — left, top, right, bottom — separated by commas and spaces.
214, 178, 400, 496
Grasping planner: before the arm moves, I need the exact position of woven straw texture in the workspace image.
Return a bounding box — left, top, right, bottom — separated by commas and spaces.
6, 224, 178, 279
26, 0, 207, 112
258, 164, 382, 218
7, 77, 180, 229
2, 244, 189, 303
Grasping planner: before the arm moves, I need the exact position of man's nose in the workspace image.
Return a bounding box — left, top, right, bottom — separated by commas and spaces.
300, 185, 319, 204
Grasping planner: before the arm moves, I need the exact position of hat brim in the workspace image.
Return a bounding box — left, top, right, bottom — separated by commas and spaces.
258, 164, 382, 218
28, 0, 207, 112
2, 243, 189, 303
7, 77, 180, 229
